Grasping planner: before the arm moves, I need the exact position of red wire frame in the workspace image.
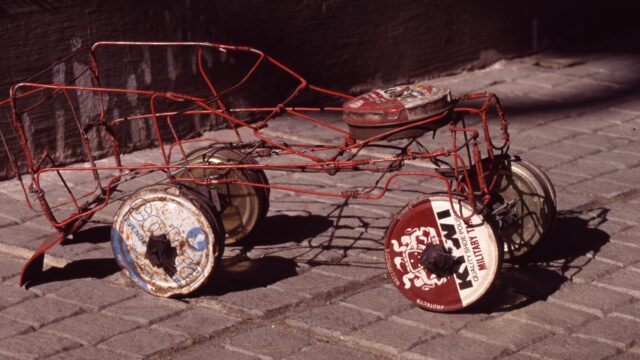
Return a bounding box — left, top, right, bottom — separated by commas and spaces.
0, 41, 510, 239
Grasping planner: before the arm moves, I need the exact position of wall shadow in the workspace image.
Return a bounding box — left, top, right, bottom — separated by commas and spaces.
472, 208, 610, 313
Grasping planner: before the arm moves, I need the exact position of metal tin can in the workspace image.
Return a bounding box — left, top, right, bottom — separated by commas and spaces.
111, 184, 224, 297
343, 84, 453, 140
177, 148, 269, 244
384, 195, 501, 312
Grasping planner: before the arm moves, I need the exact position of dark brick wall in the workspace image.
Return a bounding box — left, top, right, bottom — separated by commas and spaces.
0, 0, 635, 179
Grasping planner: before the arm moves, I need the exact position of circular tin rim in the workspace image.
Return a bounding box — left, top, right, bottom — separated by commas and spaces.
384, 195, 501, 312
111, 184, 223, 297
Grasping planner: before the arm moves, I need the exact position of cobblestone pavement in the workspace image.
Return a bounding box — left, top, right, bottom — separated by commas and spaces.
1, 33, 640, 359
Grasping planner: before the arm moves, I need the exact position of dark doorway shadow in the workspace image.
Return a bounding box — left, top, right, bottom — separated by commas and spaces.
470, 208, 610, 313
25, 258, 120, 288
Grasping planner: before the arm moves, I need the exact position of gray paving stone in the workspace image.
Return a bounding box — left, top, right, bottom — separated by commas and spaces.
519, 149, 568, 169
568, 179, 636, 199
594, 268, 640, 297
101, 295, 187, 325
49, 278, 137, 311
565, 132, 631, 151
0, 192, 39, 223
580, 150, 640, 170
174, 341, 260, 360
506, 301, 596, 333
226, 325, 316, 359
312, 258, 386, 281
214, 286, 305, 317
391, 307, 489, 335
47, 346, 137, 360
534, 141, 600, 161
601, 166, 640, 187
42, 312, 139, 346
574, 315, 640, 348
548, 282, 634, 316
404, 333, 509, 360
270, 270, 353, 298
460, 316, 552, 351
608, 351, 640, 360
0, 283, 37, 310
0, 331, 80, 360
347, 318, 436, 355
521, 334, 619, 360
0, 317, 32, 340
555, 190, 595, 211
287, 303, 380, 338
154, 306, 240, 340
0, 296, 82, 328
552, 158, 621, 178
591, 242, 640, 267
98, 327, 189, 358
562, 256, 621, 284
602, 201, 640, 225
611, 301, 640, 322
283, 342, 378, 360
340, 286, 413, 318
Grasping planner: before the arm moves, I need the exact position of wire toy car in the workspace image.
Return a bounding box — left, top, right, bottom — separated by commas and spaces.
0, 41, 556, 312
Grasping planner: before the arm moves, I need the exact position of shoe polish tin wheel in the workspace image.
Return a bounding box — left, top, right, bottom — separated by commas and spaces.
384, 195, 501, 312
479, 156, 557, 259
178, 148, 269, 245
111, 184, 224, 297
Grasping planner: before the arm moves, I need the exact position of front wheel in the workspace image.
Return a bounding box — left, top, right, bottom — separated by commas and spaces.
384, 194, 502, 312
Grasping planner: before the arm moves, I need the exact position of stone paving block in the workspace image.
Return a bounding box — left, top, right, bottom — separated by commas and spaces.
548, 282, 634, 316
49, 278, 137, 311
521, 334, 619, 360
213, 286, 305, 317
390, 307, 489, 335
404, 333, 509, 360
0, 192, 39, 223
0, 331, 80, 360
565, 132, 631, 151
517, 73, 576, 89
286, 303, 380, 338
591, 242, 640, 267
346, 318, 437, 355
611, 301, 640, 322
0, 296, 82, 328
519, 149, 568, 170
101, 295, 187, 325
0, 283, 37, 310
574, 315, 640, 348
340, 286, 413, 318
601, 166, 640, 187
98, 327, 189, 358
506, 301, 596, 333
0, 317, 32, 340
601, 201, 640, 225
283, 342, 378, 360
269, 270, 353, 298
174, 341, 261, 360
552, 158, 621, 178
460, 316, 552, 351
226, 325, 316, 359
545, 169, 590, 188
554, 191, 594, 211
47, 346, 137, 360
608, 351, 640, 360
562, 256, 621, 284
567, 179, 636, 200
42, 312, 139, 346
153, 306, 240, 340
0, 214, 17, 228
594, 267, 640, 298
535, 140, 600, 161
312, 258, 386, 281
580, 150, 640, 171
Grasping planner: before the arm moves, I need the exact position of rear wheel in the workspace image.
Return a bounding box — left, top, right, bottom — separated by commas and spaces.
177, 147, 270, 245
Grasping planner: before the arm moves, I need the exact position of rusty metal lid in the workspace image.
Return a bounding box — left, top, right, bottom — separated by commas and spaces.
178, 148, 269, 245
111, 184, 224, 297
343, 83, 452, 127
384, 195, 501, 312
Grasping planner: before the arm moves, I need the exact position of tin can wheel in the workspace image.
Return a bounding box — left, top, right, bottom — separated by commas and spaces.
384, 195, 502, 312
177, 147, 270, 245
111, 184, 225, 297
471, 155, 557, 260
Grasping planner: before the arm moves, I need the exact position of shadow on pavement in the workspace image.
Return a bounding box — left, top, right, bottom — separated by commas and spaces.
193, 255, 298, 296
241, 214, 333, 246
474, 208, 610, 313
26, 258, 121, 288
63, 225, 111, 245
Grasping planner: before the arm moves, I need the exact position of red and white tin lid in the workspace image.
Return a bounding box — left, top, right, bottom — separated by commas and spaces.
384, 195, 501, 312
344, 83, 452, 126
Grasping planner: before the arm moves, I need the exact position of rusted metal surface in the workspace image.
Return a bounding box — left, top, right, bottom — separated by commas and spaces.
112, 184, 223, 297
0, 41, 556, 307
343, 84, 452, 140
